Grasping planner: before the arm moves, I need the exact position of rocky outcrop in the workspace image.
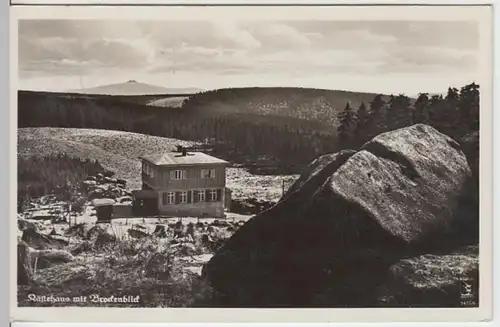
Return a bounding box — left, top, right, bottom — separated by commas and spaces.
21, 228, 68, 250
374, 245, 478, 307
18, 240, 75, 281
203, 124, 473, 307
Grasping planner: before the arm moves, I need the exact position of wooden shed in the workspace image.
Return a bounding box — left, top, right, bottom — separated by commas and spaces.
92, 198, 116, 223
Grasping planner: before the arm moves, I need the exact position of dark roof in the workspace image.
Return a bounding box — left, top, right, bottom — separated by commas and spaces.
140, 151, 228, 166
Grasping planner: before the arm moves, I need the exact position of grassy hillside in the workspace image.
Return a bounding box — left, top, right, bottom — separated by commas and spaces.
18, 128, 199, 189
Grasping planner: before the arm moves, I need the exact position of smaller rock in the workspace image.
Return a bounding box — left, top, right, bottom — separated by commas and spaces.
144, 253, 171, 280
32, 249, 75, 269
153, 225, 167, 238
102, 171, 115, 178
83, 180, 97, 187
93, 232, 117, 248
17, 219, 42, 232
21, 228, 61, 250
128, 228, 149, 239
70, 241, 93, 256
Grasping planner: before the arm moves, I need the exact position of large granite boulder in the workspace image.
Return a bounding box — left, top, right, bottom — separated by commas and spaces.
203, 124, 473, 307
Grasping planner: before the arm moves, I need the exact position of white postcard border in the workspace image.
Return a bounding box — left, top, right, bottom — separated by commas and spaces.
9, 4, 494, 323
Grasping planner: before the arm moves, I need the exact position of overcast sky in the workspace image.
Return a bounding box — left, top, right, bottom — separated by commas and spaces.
18, 19, 479, 95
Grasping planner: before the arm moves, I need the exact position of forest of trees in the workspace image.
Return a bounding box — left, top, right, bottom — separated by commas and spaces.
17, 154, 106, 210
18, 83, 479, 174
336, 83, 480, 150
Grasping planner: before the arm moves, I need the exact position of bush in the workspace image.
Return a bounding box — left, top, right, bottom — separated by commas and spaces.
18, 154, 107, 211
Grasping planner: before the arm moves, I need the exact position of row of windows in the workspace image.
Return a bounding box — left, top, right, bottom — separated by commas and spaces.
171, 168, 216, 180
143, 165, 216, 181
161, 189, 221, 205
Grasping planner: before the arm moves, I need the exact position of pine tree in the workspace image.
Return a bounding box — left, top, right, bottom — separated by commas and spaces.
443, 87, 461, 138
459, 82, 480, 133
367, 94, 386, 139
353, 101, 370, 147
395, 93, 413, 129
428, 94, 445, 130
414, 93, 430, 124
337, 101, 356, 149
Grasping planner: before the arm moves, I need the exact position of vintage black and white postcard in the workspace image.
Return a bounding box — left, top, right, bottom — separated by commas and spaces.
9, 4, 493, 323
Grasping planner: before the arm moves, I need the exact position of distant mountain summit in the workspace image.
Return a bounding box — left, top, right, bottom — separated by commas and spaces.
69, 80, 203, 96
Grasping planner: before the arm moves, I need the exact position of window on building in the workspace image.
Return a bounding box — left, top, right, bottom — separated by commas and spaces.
209, 189, 218, 201
162, 192, 175, 205
201, 168, 216, 179
144, 163, 155, 178
198, 189, 206, 202
179, 191, 188, 204
173, 169, 186, 180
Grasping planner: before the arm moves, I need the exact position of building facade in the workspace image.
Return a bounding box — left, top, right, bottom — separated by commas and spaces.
138, 149, 229, 218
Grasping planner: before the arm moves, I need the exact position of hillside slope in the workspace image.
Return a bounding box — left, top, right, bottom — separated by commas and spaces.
182, 87, 393, 126
18, 128, 198, 189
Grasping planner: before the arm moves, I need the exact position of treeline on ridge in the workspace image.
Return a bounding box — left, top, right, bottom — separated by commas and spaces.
336, 83, 480, 150
18, 84, 479, 173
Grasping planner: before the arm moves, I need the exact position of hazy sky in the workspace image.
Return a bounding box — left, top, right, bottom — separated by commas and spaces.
18, 19, 479, 95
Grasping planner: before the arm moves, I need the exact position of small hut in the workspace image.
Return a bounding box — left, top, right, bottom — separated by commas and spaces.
92, 198, 116, 223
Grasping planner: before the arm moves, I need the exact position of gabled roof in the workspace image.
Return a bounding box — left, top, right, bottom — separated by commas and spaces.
139, 151, 228, 166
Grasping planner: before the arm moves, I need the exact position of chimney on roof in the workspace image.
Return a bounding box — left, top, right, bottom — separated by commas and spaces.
176, 145, 187, 156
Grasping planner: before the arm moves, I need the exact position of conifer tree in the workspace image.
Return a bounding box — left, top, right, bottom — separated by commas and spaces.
414, 93, 430, 124
353, 101, 370, 147
367, 94, 386, 139
386, 93, 413, 130
428, 94, 445, 130
459, 82, 480, 133
443, 87, 461, 138
337, 101, 356, 149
